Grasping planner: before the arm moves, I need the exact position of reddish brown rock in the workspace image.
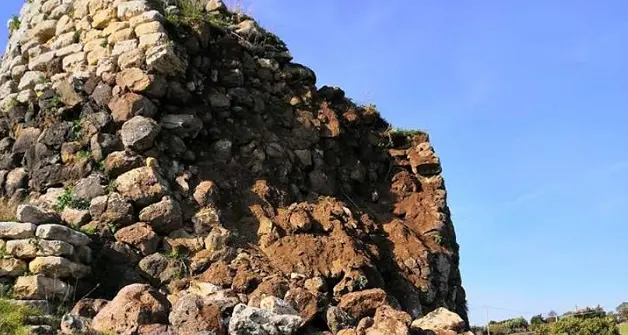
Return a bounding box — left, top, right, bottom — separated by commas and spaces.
71, 298, 109, 318
196, 261, 234, 288
338, 289, 389, 320
168, 293, 225, 334
92, 284, 171, 335
114, 222, 159, 255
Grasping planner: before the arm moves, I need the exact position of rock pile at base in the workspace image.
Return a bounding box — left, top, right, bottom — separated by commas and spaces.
0, 0, 472, 334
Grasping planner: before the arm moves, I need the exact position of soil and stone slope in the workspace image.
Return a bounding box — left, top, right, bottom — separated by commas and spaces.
0, 0, 472, 334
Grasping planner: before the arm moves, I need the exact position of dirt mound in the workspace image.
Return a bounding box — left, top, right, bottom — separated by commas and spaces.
0, 0, 469, 333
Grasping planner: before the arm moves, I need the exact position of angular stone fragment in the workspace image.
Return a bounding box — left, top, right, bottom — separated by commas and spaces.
228, 303, 303, 335
168, 293, 225, 334
114, 222, 159, 255
135, 21, 165, 36
31, 20, 58, 43
116, 67, 151, 92
120, 116, 160, 151
138, 197, 182, 234
146, 44, 187, 76
115, 167, 169, 207
338, 289, 389, 320
108, 92, 156, 123
18, 71, 45, 91
160, 114, 203, 139
410, 307, 465, 332
29, 256, 90, 278
92, 8, 116, 28
117, 49, 144, 69
61, 207, 91, 227
5, 239, 74, 258
36, 224, 91, 247
16, 204, 60, 224
260, 296, 299, 316
112, 39, 138, 56
0, 222, 36, 239
117, 1, 150, 20
0, 257, 28, 276
13, 275, 71, 300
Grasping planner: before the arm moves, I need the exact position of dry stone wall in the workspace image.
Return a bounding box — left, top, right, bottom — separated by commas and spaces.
0, 0, 471, 334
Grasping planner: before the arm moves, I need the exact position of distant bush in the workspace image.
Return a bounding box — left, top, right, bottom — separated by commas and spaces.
0, 300, 41, 335
535, 315, 619, 335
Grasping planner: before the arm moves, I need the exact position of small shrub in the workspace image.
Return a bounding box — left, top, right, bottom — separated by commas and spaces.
54, 187, 90, 212
100, 40, 108, 48
70, 120, 82, 140
0, 299, 42, 335
106, 180, 116, 194
535, 316, 619, 335
432, 233, 444, 245
75, 150, 92, 161
7, 16, 20, 33
49, 94, 63, 108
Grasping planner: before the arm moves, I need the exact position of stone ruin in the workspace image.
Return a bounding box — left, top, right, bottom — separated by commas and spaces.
0, 0, 473, 334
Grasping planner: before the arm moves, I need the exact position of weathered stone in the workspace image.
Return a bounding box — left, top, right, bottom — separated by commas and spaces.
103, 21, 130, 36
60, 313, 92, 335
16, 89, 36, 104
90, 133, 121, 161
191, 206, 221, 235
146, 44, 187, 76
168, 293, 225, 334
54, 80, 82, 107
17, 204, 60, 224
62, 52, 87, 72
117, 1, 150, 20
108, 92, 157, 123
5, 168, 28, 196
138, 196, 182, 234
55, 15, 73, 36
56, 43, 84, 58
91, 82, 112, 106
29, 256, 90, 278
192, 180, 218, 207
163, 229, 203, 253
135, 21, 165, 36
129, 10, 165, 28
326, 306, 356, 334
112, 39, 138, 56
92, 8, 116, 29
87, 47, 112, 66
410, 307, 465, 332
114, 222, 159, 255
100, 192, 136, 226
160, 114, 203, 139
228, 303, 303, 335
115, 166, 169, 207
206, 0, 227, 12
72, 175, 106, 200
116, 67, 151, 92
204, 226, 231, 254
13, 275, 71, 300
120, 116, 160, 151
138, 253, 181, 285
31, 20, 58, 43
367, 305, 412, 335
260, 296, 299, 316
0, 222, 35, 239
92, 284, 170, 334
103, 151, 144, 177
338, 289, 389, 320
61, 207, 91, 227
5, 239, 74, 258
18, 71, 45, 91
28, 51, 56, 72
71, 298, 109, 318
0, 257, 27, 276
138, 32, 167, 51
118, 49, 144, 69
84, 39, 107, 53
36, 224, 91, 246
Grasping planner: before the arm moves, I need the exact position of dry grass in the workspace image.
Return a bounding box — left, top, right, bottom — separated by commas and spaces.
619, 322, 628, 335
0, 198, 17, 222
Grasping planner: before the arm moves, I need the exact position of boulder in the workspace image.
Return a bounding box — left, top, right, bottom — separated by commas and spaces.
0, 222, 36, 239
138, 253, 182, 285
338, 289, 389, 320
160, 114, 203, 139
72, 175, 106, 201
92, 284, 171, 335
410, 307, 465, 332
168, 293, 225, 335
99, 192, 135, 226
61, 207, 91, 227
5, 239, 74, 258
16, 204, 60, 224
193, 180, 219, 207
120, 116, 161, 151
228, 303, 303, 335
0, 257, 27, 276
163, 229, 203, 253
12, 275, 71, 300
114, 222, 159, 255
115, 167, 169, 207
29, 256, 90, 278
116, 67, 151, 92
138, 197, 182, 234
108, 92, 157, 123
365, 305, 412, 335
36, 224, 91, 247
71, 298, 109, 318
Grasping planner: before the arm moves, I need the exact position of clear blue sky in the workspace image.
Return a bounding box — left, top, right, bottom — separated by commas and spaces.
2, 0, 627, 326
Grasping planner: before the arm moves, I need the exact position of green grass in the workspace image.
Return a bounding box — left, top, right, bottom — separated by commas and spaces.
0, 299, 42, 335
619, 322, 628, 335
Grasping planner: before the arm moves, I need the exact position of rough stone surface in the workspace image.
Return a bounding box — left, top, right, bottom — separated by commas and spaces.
29, 256, 90, 278
115, 167, 169, 207
138, 197, 182, 234
0, 222, 36, 239
120, 116, 160, 151
16, 205, 60, 225
114, 222, 159, 255
92, 284, 171, 335
229, 303, 303, 335
5, 239, 74, 258
410, 307, 465, 332
13, 275, 71, 300
36, 224, 91, 247
0, 257, 28, 277
168, 293, 225, 334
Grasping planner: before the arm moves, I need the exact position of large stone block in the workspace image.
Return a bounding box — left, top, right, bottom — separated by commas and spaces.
12, 275, 72, 300
36, 224, 91, 247
0, 222, 37, 239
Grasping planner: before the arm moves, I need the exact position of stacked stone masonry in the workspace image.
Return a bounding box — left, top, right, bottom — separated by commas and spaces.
0, 0, 471, 334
